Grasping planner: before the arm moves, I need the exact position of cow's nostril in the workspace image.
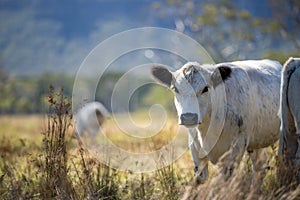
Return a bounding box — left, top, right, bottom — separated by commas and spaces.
180, 113, 198, 125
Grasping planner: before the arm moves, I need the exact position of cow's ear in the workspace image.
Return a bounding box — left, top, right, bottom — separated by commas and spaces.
95, 109, 103, 118
151, 66, 173, 87
211, 66, 232, 88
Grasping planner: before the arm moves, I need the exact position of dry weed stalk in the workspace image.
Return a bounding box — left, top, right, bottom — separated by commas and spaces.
40, 85, 75, 199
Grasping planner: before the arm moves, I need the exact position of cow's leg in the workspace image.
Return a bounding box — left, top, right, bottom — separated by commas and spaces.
188, 128, 199, 171
221, 134, 247, 179
293, 94, 300, 184
249, 148, 267, 190
188, 128, 209, 184
292, 107, 300, 183
292, 104, 300, 166
295, 119, 300, 183
296, 133, 300, 183
195, 158, 208, 184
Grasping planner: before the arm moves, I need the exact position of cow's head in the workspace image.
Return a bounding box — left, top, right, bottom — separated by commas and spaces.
151, 62, 231, 128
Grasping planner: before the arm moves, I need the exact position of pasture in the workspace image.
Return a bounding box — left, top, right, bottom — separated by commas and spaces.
0, 90, 299, 199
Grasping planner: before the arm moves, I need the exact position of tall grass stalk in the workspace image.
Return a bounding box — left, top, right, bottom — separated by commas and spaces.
40, 85, 75, 199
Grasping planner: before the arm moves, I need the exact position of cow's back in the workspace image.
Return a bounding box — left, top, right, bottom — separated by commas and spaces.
242, 60, 281, 150
208, 60, 281, 160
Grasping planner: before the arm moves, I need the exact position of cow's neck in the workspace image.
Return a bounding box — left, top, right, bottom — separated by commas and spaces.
197, 100, 212, 137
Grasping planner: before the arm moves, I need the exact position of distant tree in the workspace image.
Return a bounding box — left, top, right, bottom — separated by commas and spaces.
268, 0, 300, 50
95, 71, 123, 112
0, 68, 17, 113
0, 70, 75, 114
141, 84, 175, 114
261, 50, 299, 64
152, 0, 298, 62
34, 73, 73, 112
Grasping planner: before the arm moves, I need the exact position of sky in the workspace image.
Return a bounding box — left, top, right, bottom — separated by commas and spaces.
0, 0, 170, 76
0, 0, 274, 76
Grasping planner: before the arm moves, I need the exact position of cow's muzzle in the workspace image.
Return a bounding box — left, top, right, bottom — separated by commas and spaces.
180, 113, 198, 126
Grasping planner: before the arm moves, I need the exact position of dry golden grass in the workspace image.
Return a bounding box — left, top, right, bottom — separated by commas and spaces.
0, 114, 45, 141
0, 87, 299, 199
2, 109, 299, 199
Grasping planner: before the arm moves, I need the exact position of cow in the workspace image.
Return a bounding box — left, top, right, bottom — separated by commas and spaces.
75, 101, 110, 138
151, 59, 282, 184
278, 57, 300, 185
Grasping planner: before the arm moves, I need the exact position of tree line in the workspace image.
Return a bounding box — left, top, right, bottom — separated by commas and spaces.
0, 69, 172, 114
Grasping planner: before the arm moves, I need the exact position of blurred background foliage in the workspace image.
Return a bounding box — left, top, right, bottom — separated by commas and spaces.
0, 0, 299, 114
153, 0, 299, 62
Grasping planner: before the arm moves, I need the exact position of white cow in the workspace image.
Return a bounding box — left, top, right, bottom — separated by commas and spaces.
151, 60, 282, 183
278, 57, 300, 184
75, 102, 110, 138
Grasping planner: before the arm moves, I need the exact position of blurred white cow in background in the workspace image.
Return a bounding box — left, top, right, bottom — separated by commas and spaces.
75, 102, 110, 138
278, 57, 300, 185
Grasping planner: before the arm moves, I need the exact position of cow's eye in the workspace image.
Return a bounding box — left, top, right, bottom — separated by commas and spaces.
201, 86, 209, 94
170, 85, 179, 93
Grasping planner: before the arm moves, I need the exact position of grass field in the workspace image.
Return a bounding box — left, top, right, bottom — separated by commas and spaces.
0, 90, 299, 199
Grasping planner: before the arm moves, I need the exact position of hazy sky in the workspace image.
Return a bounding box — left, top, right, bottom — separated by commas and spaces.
0, 0, 276, 76
0, 0, 168, 76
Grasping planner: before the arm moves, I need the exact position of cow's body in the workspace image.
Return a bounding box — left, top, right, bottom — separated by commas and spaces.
278, 57, 300, 184
151, 59, 282, 183
75, 102, 109, 138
